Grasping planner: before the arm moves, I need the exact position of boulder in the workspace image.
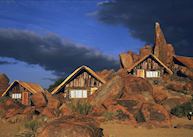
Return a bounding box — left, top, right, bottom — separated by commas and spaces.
31, 92, 47, 108
152, 86, 168, 103
3, 105, 23, 119
162, 97, 190, 112
37, 116, 103, 137
122, 75, 153, 95
96, 69, 115, 81
119, 51, 134, 69
46, 92, 60, 109
22, 106, 35, 115
89, 75, 124, 107
41, 107, 57, 118
59, 103, 73, 116
140, 45, 152, 58
0, 73, 9, 96
184, 81, 193, 91
153, 22, 175, 67
117, 95, 146, 115
140, 103, 171, 127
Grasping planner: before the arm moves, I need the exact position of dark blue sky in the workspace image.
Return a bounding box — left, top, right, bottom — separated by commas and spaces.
1, 0, 192, 88
0, 0, 144, 88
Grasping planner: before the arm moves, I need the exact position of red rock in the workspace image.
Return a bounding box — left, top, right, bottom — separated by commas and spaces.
140, 45, 152, 58
89, 75, 123, 107
96, 69, 115, 81
37, 116, 103, 137
4, 98, 15, 106
46, 92, 60, 109
162, 97, 190, 111
184, 81, 193, 91
119, 51, 134, 69
117, 95, 146, 115
122, 75, 153, 95
140, 103, 171, 127
175, 56, 193, 70
22, 106, 35, 115
41, 107, 56, 118
153, 87, 168, 103
153, 23, 175, 67
59, 103, 73, 116
4, 106, 22, 119
31, 92, 47, 108
0, 73, 9, 96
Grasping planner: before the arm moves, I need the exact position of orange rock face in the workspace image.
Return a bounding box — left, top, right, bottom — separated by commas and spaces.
31, 92, 47, 108
140, 45, 152, 58
37, 116, 103, 137
119, 51, 134, 69
0, 73, 9, 96
140, 103, 171, 127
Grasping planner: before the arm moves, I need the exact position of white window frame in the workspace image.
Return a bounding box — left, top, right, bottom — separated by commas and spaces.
69, 89, 87, 98
12, 93, 22, 99
146, 71, 160, 78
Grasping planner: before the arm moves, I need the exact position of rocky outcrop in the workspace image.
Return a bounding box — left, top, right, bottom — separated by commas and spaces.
37, 116, 103, 137
140, 45, 152, 58
31, 92, 47, 108
119, 51, 134, 69
96, 69, 115, 81
140, 103, 171, 127
0, 73, 9, 96
153, 23, 175, 67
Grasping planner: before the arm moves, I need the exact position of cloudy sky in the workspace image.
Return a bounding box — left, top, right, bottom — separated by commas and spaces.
0, 0, 192, 88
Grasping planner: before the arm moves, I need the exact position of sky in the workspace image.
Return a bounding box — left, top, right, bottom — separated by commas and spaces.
0, 0, 192, 88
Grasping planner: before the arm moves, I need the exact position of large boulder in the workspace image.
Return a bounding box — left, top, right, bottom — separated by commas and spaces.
122, 75, 153, 96
162, 97, 190, 112
45, 92, 61, 109
37, 116, 103, 137
41, 107, 57, 118
96, 69, 115, 81
31, 92, 47, 108
89, 75, 124, 107
59, 103, 73, 116
140, 103, 171, 127
140, 45, 152, 58
117, 95, 146, 115
119, 51, 134, 69
152, 86, 168, 103
0, 73, 9, 96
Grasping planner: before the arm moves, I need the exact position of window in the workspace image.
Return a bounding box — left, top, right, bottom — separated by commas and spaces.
146, 71, 160, 78
70, 89, 87, 98
12, 93, 21, 99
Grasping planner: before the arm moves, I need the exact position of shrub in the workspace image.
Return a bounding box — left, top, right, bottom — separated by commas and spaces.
68, 100, 92, 115
135, 111, 145, 123
171, 102, 193, 117
115, 110, 129, 120
24, 120, 39, 131
103, 112, 115, 121
0, 96, 8, 104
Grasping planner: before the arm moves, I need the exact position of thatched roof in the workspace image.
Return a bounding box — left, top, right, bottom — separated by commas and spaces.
174, 55, 193, 70
127, 54, 173, 75
51, 65, 106, 94
2, 80, 44, 96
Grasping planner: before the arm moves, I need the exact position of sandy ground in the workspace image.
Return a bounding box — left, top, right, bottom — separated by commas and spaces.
101, 118, 193, 137
0, 117, 192, 137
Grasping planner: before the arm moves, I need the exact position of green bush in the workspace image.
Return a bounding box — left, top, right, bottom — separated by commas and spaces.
171, 102, 193, 117
103, 112, 115, 121
0, 96, 8, 104
115, 110, 129, 120
135, 111, 146, 123
68, 100, 92, 115
24, 120, 39, 131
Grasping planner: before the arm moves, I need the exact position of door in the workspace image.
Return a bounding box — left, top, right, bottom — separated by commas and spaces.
22, 92, 29, 105
136, 69, 145, 78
